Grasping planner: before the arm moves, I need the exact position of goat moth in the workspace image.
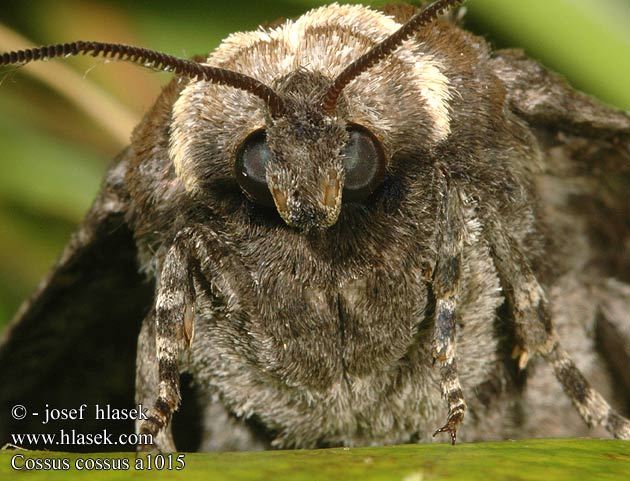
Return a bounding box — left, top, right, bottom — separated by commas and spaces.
0, 0, 628, 451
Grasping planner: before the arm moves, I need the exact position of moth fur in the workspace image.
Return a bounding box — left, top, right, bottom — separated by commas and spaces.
0, 1, 628, 452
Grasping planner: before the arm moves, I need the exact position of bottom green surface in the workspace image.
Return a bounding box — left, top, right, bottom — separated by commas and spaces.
1, 438, 628, 481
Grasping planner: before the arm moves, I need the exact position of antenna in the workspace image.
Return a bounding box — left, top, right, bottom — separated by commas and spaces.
0, 41, 285, 116
321, 0, 464, 113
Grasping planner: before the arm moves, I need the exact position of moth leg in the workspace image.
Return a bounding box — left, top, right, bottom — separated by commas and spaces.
546, 342, 630, 439
431, 170, 467, 444
135, 308, 176, 451
486, 228, 553, 369
487, 223, 630, 439
139, 232, 196, 445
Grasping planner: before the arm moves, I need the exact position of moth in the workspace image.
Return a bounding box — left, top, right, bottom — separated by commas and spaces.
0, 0, 629, 452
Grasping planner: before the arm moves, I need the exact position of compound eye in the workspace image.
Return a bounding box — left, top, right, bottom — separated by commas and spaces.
341, 124, 386, 202
235, 129, 274, 206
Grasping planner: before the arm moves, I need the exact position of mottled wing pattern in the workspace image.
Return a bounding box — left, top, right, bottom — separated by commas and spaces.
492, 49, 630, 423
0, 149, 153, 451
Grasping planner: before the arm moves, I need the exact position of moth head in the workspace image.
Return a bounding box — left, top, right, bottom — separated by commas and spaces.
0, 0, 462, 232
231, 70, 386, 231
172, 0, 462, 232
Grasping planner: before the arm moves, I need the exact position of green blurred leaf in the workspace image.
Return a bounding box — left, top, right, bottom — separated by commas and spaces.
0, 92, 104, 324
1, 439, 629, 481
466, 0, 630, 109
0, 115, 103, 222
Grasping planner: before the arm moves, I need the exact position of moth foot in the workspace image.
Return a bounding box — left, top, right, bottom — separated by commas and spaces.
1, 443, 27, 451
511, 345, 530, 370
432, 406, 465, 445
136, 416, 162, 452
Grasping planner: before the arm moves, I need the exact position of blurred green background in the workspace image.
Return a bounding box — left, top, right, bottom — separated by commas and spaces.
0, 0, 628, 328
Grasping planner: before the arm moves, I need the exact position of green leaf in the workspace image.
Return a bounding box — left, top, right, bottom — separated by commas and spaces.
466, 0, 630, 109
1, 439, 629, 481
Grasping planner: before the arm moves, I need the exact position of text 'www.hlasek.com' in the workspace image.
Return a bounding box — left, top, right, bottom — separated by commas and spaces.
7, 403, 185, 472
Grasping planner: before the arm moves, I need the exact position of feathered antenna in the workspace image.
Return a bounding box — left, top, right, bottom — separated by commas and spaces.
320, 0, 464, 114
0, 41, 286, 116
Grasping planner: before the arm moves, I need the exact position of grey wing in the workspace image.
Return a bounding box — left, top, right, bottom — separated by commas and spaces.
493, 49, 629, 281
491, 49, 630, 429
0, 149, 153, 450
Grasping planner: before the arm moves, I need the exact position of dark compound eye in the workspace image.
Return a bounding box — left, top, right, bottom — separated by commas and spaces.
341, 124, 386, 202
235, 129, 274, 206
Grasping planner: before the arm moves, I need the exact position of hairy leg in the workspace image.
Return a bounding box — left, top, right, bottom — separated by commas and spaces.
431, 168, 467, 444
139, 230, 196, 444
135, 309, 176, 451
486, 220, 630, 439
